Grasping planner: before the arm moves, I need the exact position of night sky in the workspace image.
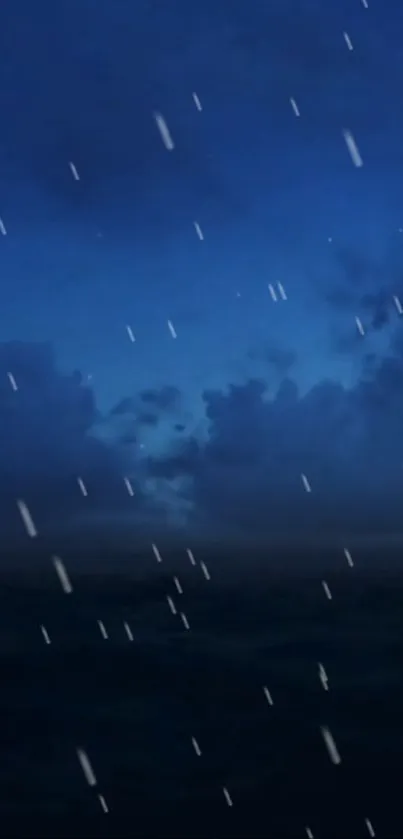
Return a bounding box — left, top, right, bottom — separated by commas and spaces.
1, 0, 403, 550
2, 4, 403, 838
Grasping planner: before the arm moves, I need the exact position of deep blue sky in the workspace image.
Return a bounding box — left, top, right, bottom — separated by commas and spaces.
2, 0, 403, 550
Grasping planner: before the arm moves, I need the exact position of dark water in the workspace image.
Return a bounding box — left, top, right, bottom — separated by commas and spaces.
0, 544, 402, 838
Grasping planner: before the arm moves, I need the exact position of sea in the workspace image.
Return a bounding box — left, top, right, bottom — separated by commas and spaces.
0, 536, 402, 838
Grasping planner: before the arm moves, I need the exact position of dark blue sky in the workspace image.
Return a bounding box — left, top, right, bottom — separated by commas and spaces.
2, 0, 403, 550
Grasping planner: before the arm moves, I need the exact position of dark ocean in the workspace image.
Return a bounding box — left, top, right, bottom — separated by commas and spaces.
0, 540, 402, 838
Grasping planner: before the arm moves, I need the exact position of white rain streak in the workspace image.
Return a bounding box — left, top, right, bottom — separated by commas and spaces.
98, 794, 109, 814
320, 726, 341, 765
0, 218, 7, 236
124, 477, 134, 496
343, 32, 354, 51
191, 737, 202, 756
365, 818, 375, 837
124, 621, 133, 641
268, 283, 278, 302
52, 556, 73, 594
69, 161, 80, 181
126, 325, 136, 343
263, 686, 274, 706
322, 580, 332, 600
343, 129, 363, 167
277, 282, 287, 300
76, 748, 97, 787
180, 612, 190, 630
355, 316, 365, 336
187, 548, 196, 565
194, 221, 204, 240
154, 112, 175, 150
173, 576, 183, 594
167, 319, 177, 339
393, 295, 403, 315
98, 620, 108, 640
41, 625, 51, 645
77, 477, 88, 497
344, 547, 354, 567
301, 473, 311, 493
192, 92, 202, 111
167, 595, 177, 615
361, 0, 368, 7
290, 97, 300, 117
7, 372, 17, 391
306, 829, 314, 839
223, 787, 233, 807
152, 543, 163, 563
17, 499, 38, 538
200, 561, 211, 580
318, 662, 329, 691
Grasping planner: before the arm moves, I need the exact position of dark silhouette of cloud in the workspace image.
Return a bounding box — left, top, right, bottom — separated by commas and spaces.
107, 386, 182, 443
360, 289, 392, 332
0, 341, 149, 544
139, 386, 181, 411
325, 243, 403, 355
138, 412, 159, 427
147, 345, 403, 543
328, 283, 396, 335
5, 336, 403, 553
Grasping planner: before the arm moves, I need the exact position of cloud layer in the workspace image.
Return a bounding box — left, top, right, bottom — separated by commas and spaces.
3, 331, 403, 551
0, 341, 149, 544
146, 333, 403, 544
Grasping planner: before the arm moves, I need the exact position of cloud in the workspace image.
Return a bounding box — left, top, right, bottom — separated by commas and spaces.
4, 335, 403, 553
147, 345, 403, 543
325, 243, 403, 354
147, 438, 202, 482
0, 341, 149, 544
139, 386, 181, 411
360, 289, 392, 332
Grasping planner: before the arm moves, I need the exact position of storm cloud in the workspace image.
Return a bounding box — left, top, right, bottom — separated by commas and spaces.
146, 340, 403, 544
0, 341, 149, 543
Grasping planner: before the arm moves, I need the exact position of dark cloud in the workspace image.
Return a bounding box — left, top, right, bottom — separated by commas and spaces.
5, 0, 402, 238
7, 337, 403, 552
360, 289, 392, 331
0, 0, 258, 237
0, 341, 149, 544
139, 386, 180, 411
138, 412, 159, 427
148, 349, 403, 543
108, 386, 182, 436
326, 236, 403, 334
329, 285, 401, 351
